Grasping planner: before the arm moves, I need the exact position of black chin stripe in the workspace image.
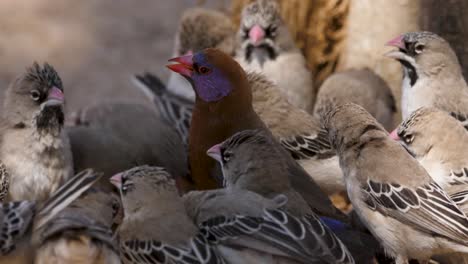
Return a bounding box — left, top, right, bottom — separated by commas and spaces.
36, 106, 64, 133
398, 59, 418, 86
245, 44, 278, 66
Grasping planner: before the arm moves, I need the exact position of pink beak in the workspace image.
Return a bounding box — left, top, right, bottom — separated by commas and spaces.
167, 54, 194, 77
389, 129, 400, 141
206, 143, 222, 163
45, 86, 64, 105
249, 25, 265, 46
386, 35, 405, 49
110, 173, 123, 189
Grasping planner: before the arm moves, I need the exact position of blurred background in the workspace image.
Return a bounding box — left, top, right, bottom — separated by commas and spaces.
0, 0, 466, 121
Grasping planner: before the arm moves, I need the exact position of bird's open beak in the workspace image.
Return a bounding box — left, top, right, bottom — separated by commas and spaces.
249, 24, 265, 46
386, 35, 405, 49
384, 35, 408, 60
206, 143, 222, 163
167, 54, 194, 78
110, 173, 123, 189
44, 86, 64, 107
389, 128, 400, 141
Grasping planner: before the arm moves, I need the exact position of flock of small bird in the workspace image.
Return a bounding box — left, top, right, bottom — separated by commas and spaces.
0, 0, 467, 263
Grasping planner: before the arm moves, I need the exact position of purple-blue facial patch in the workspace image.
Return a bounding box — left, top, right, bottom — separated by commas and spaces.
192, 53, 233, 102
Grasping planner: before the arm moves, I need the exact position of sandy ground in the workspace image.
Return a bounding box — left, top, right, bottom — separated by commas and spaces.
0, 0, 225, 114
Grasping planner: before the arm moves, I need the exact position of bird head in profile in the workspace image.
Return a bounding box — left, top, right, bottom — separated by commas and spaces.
4, 62, 65, 134
391, 107, 465, 159
167, 48, 250, 103
385, 31, 460, 85
110, 166, 178, 213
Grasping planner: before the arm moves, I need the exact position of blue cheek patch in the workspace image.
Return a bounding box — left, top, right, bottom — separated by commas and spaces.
192, 56, 233, 102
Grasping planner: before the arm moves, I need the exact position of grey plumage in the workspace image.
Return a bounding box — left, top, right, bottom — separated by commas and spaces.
35, 188, 120, 264
67, 101, 188, 192
0, 62, 73, 202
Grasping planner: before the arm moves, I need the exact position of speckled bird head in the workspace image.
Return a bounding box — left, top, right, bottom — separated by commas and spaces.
385, 31, 461, 86
392, 107, 467, 159
320, 103, 387, 154
167, 48, 251, 103
206, 129, 289, 189
238, 0, 295, 64
176, 8, 236, 56
3, 62, 65, 135
110, 166, 178, 214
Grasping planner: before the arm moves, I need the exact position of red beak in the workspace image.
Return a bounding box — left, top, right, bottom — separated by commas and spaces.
206, 143, 222, 163
389, 128, 400, 141
167, 54, 194, 77
386, 35, 405, 49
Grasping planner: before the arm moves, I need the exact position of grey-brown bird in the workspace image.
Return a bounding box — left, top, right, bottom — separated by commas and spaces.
34, 188, 120, 264
235, 0, 315, 112
204, 129, 380, 263
313, 68, 396, 131
385, 31, 468, 128
391, 107, 468, 211
0, 169, 102, 264
167, 7, 236, 102
111, 166, 224, 264
67, 101, 189, 192
322, 103, 468, 264
392, 107, 468, 264
0, 62, 73, 202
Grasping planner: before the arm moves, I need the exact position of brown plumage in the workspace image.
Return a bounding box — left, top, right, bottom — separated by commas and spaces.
188, 49, 264, 190
169, 48, 344, 219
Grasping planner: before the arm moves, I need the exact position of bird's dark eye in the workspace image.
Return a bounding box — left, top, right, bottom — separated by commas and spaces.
415, 43, 425, 54
30, 90, 41, 101
199, 66, 211, 75
403, 134, 414, 144
222, 151, 231, 163
266, 26, 277, 37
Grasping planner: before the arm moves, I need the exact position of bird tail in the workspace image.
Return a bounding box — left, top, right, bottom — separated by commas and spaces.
132, 72, 194, 143
34, 169, 102, 231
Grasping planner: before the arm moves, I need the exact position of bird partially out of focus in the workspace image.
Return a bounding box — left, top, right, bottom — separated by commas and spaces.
313, 68, 396, 131
236, 0, 315, 112
0, 63, 73, 202
67, 101, 189, 193
385, 31, 468, 129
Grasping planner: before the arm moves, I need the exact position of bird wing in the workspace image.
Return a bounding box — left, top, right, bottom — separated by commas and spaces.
448, 168, 468, 185
280, 129, 335, 160
363, 179, 468, 245
133, 72, 194, 144
0, 201, 35, 254
120, 237, 225, 264
34, 169, 102, 231
200, 209, 354, 264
